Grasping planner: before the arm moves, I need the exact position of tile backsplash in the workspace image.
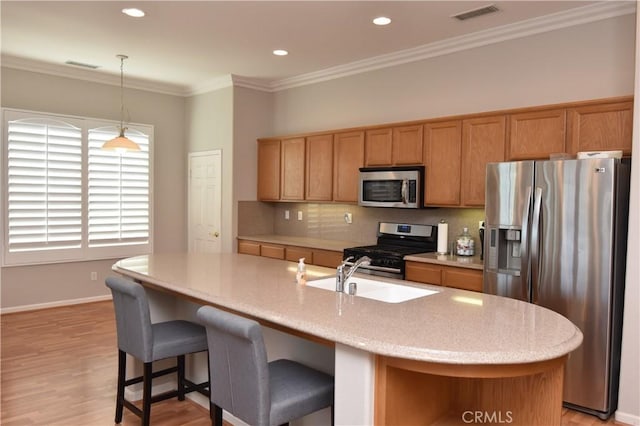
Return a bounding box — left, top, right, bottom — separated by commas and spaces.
238, 201, 485, 248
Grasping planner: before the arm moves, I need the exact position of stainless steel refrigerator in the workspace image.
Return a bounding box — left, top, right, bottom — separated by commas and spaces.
484, 158, 630, 419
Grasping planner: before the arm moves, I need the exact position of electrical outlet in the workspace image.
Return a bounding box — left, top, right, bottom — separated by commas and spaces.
297, 211, 303, 221
344, 212, 353, 224
285, 210, 290, 220
91, 272, 97, 281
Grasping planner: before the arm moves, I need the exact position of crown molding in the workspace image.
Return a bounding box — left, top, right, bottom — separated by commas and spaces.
188, 74, 235, 96
1, 54, 189, 96
268, 1, 637, 92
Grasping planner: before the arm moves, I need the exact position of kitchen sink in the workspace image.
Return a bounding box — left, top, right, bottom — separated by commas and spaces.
306, 276, 438, 303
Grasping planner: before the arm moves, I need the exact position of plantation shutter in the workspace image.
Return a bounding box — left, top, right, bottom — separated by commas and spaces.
6, 117, 83, 257
87, 127, 150, 248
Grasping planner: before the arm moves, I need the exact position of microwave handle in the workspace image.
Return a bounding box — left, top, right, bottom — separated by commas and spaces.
401, 179, 408, 204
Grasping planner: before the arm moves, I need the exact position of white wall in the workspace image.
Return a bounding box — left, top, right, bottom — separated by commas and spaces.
1, 67, 186, 310
271, 14, 635, 135
266, 14, 639, 424
616, 8, 640, 426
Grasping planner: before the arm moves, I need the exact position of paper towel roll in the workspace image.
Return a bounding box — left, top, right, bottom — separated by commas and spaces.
437, 222, 448, 254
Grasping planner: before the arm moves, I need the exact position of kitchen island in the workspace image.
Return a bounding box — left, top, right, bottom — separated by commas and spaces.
113, 253, 582, 425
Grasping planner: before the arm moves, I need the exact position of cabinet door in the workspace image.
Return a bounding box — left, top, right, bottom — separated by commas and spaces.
237, 239, 261, 256
306, 134, 333, 201
508, 109, 566, 160
424, 121, 462, 206
280, 137, 305, 201
333, 131, 365, 203
461, 116, 506, 207
313, 249, 344, 268
257, 139, 281, 201
260, 244, 285, 259
392, 125, 423, 165
405, 261, 442, 285
567, 101, 633, 155
365, 128, 393, 166
286, 246, 314, 264
441, 266, 483, 292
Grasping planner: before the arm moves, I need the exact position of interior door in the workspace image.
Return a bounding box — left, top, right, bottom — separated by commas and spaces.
188, 150, 222, 253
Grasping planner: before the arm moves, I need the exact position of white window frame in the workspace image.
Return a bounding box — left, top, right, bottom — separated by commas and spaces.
1, 108, 154, 266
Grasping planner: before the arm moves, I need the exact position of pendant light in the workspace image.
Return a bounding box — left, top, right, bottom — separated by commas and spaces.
102, 54, 140, 152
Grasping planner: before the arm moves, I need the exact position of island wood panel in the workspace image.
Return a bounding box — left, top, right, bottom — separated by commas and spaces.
423, 120, 462, 206
392, 125, 423, 165
311, 249, 344, 268
333, 131, 365, 203
375, 355, 566, 426
305, 134, 333, 201
257, 139, 280, 201
567, 101, 633, 155
280, 137, 305, 201
508, 109, 566, 160
237, 239, 261, 256
461, 115, 506, 207
365, 128, 393, 166
259, 243, 285, 259
285, 246, 314, 263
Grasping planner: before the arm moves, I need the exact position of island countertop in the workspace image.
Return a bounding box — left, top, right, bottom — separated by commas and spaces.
113, 252, 582, 366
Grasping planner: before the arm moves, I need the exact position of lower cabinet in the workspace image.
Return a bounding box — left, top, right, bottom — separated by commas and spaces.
405, 261, 483, 292
238, 239, 343, 268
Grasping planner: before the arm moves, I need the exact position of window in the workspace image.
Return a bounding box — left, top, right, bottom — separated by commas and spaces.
2, 109, 153, 266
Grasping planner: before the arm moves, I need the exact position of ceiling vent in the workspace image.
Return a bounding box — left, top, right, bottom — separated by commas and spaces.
452, 4, 500, 21
65, 60, 100, 69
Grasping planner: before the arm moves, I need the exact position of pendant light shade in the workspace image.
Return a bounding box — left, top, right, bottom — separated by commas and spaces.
103, 54, 140, 152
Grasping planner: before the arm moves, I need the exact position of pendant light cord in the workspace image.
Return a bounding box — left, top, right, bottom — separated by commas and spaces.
117, 54, 128, 136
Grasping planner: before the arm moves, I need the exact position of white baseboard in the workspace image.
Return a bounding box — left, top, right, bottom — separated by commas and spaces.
615, 410, 640, 426
0, 294, 112, 315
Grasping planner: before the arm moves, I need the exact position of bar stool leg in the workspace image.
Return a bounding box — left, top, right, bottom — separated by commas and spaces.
177, 355, 186, 401
115, 350, 126, 423
142, 362, 153, 426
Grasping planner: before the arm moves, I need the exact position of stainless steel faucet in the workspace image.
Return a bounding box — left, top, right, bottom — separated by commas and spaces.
336, 256, 371, 293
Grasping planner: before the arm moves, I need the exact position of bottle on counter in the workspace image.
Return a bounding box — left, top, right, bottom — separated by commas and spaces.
456, 227, 475, 257
296, 258, 307, 284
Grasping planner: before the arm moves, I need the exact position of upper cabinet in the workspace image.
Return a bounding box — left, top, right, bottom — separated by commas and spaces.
364, 125, 423, 166
567, 101, 633, 156
507, 109, 566, 160
280, 137, 306, 201
461, 115, 506, 207
333, 131, 365, 203
257, 139, 280, 201
305, 134, 334, 201
423, 121, 462, 206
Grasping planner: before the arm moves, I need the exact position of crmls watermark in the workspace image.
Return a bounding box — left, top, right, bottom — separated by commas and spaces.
462, 410, 514, 424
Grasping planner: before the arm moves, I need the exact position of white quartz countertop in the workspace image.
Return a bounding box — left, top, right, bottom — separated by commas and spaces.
113, 253, 582, 365
404, 252, 484, 270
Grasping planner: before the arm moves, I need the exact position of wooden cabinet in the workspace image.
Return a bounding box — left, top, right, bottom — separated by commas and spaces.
405, 261, 483, 292
280, 138, 305, 201
423, 121, 462, 206
567, 101, 633, 155
508, 109, 566, 160
333, 131, 365, 202
365, 128, 393, 166
257, 139, 280, 201
238, 239, 343, 268
461, 115, 506, 207
365, 125, 423, 166
392, 125, 423, 165
305, 134, 333, 201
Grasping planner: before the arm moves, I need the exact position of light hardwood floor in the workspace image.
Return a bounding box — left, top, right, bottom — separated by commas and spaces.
0, 301, 628, 426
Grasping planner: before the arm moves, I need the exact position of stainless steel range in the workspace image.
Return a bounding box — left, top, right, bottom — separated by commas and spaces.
343, 222, 438, 279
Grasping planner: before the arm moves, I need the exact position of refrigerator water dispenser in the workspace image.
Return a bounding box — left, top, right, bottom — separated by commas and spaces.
487, 227, 522, 275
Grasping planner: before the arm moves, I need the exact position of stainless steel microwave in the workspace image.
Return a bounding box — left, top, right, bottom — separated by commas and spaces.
358, 166, 424, 208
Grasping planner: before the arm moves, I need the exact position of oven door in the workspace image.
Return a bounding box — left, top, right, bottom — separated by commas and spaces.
358, 167, 423, 208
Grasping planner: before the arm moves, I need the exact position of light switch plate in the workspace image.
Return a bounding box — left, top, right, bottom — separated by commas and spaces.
285, 210, 290, 220
344, 212, 353, 224
297, 211, 303, 221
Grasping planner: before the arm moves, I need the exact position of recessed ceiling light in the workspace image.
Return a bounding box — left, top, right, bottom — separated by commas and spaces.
273, 49, 289, 56
373, 16, 391, 26
122, 8, 145, 18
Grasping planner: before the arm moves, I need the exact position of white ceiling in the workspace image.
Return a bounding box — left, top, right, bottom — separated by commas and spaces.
1, 1, 635, 95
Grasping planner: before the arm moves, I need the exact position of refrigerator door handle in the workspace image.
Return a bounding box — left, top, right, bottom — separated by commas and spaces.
530, 187, 543, 303
520, 186, 532, 296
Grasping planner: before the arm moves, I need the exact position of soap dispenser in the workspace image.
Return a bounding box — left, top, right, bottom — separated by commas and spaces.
296, 258, 307, 284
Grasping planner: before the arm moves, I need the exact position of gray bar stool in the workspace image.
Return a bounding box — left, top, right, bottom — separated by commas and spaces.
196, 305, 334, 426
106, 276, 210, 426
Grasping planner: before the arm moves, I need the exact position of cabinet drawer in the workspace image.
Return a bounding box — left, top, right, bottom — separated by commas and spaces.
286, 246, 314, 263
313, 249, 344, 268
442, 266, 483, 292
405, 262, 442, 285
238, 240, 261, 256
260, 244, 285, 259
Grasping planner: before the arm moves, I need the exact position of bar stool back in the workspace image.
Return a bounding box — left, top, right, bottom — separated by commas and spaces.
106, 276, 209, 426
